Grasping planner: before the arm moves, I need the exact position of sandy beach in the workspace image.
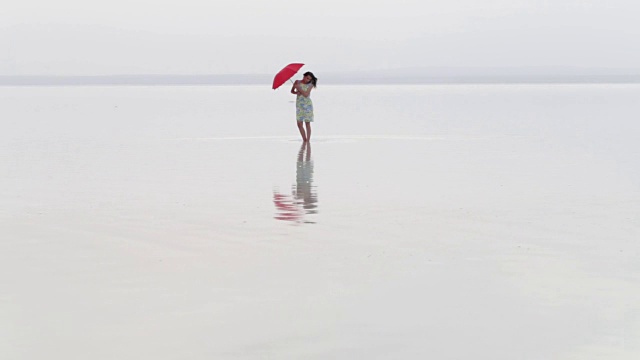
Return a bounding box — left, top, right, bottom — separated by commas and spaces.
1, 84, 638, 359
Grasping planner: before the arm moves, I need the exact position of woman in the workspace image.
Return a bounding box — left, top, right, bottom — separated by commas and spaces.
291, 71, 317, 142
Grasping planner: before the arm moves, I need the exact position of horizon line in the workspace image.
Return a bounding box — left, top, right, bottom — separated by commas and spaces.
2, 70, 640, 86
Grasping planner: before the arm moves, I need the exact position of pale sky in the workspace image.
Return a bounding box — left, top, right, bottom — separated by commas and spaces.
1, 0, 639, 75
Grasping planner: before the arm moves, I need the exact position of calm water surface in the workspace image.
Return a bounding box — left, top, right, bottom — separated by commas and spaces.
0, 84, 639, 359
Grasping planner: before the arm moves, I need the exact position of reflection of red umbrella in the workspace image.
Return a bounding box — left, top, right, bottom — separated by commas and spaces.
273, 192, 302, 222
272, 63, 304, 90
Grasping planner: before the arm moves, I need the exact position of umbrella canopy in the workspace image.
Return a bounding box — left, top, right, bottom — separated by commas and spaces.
272, 63, 304, 90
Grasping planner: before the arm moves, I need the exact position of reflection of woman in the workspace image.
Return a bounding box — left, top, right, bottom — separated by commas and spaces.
273, 142, 318, 223
294, 142, 317, 214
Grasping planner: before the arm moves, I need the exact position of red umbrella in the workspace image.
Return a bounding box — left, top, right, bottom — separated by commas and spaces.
272, 63, 304, 90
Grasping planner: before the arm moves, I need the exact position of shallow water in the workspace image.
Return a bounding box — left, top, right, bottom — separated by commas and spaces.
0, 85, 639, 359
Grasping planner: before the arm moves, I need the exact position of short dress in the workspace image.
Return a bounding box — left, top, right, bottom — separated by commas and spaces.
296, 83, 314, 122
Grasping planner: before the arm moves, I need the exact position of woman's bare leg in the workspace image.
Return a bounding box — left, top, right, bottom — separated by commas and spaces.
305, 122, 311, 142
297, 121, 307, 141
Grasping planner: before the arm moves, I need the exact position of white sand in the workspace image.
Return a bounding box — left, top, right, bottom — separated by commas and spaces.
0, 85, 639, 359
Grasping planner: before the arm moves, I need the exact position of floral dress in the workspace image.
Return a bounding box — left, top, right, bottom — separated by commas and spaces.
296, 83, 314, 122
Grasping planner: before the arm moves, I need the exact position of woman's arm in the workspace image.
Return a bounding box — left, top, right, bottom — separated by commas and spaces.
290, 80, 299, 95
296, 84, 313, 98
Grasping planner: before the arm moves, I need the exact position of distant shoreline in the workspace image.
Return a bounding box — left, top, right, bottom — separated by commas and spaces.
2, 73, 640, 86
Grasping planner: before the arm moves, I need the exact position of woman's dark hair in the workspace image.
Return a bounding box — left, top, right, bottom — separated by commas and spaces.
304, 71, 318, 87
